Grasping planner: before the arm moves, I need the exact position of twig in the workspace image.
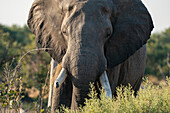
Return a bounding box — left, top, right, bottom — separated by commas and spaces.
167, 53, 170, 76
158, 65, 166, 80
167, 53, 170, 68
18, 48, 53, 64
40, 66, 50, 112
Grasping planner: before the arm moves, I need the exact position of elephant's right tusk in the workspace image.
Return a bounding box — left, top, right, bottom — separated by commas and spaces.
99, 71, 112, 98
54, 68, 67, 88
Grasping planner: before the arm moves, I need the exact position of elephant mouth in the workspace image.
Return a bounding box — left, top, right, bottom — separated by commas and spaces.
54, 68, 112, 98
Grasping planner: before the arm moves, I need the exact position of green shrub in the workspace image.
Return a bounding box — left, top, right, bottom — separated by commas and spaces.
59, 77, 170, 113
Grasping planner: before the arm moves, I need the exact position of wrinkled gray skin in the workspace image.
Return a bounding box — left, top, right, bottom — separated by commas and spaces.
27, 0, 153, 112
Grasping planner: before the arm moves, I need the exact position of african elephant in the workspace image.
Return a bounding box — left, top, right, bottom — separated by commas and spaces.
27, 0, 154, 111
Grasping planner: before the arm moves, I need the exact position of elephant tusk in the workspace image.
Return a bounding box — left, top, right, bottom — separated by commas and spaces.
99, 71, 112, 98
54, 68, 67, 88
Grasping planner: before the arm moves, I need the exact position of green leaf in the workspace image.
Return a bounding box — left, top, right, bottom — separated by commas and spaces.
41, 109, 44, 113
2, 103, 7, 107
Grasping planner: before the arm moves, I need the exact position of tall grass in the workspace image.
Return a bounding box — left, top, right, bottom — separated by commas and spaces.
58, 77, 170, 113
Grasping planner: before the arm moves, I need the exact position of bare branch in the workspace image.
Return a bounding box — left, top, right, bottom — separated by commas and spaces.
167, 53, 170, 68
18, 48, 53, 64
158, 65, 166, 80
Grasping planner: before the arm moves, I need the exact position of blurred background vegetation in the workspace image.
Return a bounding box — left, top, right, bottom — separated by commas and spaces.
0, 24, 169, 112
0, 24, 51, 112
146, 28, 170, 79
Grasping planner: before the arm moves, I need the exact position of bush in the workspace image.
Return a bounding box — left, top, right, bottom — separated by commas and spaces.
59, 77, 170, 113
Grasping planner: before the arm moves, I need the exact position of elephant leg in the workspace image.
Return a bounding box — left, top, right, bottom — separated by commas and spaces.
107, 64, 121, 96
52, 75, 72, 112
118, 45, 147, 92
108, 45, 147, 96
132, 75, 143, 96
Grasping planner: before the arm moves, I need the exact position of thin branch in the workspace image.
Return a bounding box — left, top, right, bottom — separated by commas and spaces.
0, 56, 19, 66
41, 66, 50, 111
18, 48, 53, 64
158, 65, 166, 80
167, 53, 170, 68
167, 53, 170, 76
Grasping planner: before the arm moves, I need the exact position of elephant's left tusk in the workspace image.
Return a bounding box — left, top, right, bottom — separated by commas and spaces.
99, 71, 112, 98
54, 68, 67, 88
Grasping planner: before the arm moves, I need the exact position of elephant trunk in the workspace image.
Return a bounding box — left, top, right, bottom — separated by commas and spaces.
69, 55, 98, 109
55, 52, 112, 110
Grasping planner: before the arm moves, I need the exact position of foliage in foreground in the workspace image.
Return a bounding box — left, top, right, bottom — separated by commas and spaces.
59, 77, 170, 113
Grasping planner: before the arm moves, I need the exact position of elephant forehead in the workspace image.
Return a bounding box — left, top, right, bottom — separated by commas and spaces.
63, 0, 113, 11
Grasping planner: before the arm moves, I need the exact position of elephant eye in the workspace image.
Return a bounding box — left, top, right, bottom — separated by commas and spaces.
105, 28, 112, 39
68, 6, 74, 12
101, 6, 109, 15
62, 26, 68, 36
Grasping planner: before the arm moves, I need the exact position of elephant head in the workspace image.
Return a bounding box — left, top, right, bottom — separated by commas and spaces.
28, 0, 153, 110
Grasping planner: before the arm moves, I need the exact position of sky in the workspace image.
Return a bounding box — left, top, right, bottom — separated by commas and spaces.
0, 0, 170, 33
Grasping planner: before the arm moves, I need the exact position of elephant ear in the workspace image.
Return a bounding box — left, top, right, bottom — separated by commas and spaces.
27, 0, 67, 63
105, 0, 154, 68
